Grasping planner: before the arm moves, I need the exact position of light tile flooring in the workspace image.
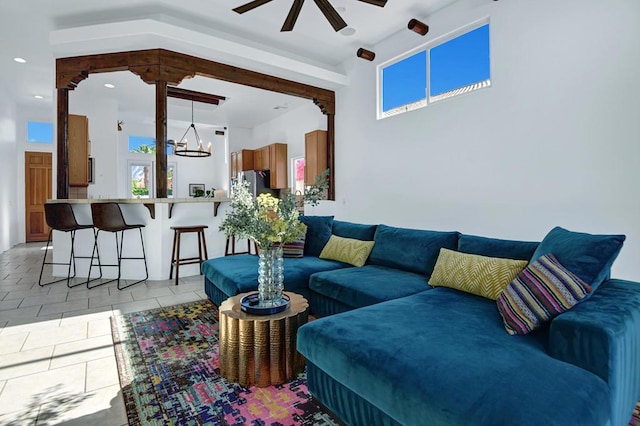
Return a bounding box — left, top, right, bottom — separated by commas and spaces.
0, 243, 208, 425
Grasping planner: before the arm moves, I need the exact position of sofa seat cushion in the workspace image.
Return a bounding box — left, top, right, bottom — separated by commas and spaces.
201, 255, 350, 297
297, 289, 610, 426
309, 265, 430, 309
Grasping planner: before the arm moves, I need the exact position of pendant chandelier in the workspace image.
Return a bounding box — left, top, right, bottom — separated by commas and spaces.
169, 99, 212, 158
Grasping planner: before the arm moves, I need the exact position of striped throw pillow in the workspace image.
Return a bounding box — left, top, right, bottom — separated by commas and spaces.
496, 253, 592, 335
273, 236, 305, 258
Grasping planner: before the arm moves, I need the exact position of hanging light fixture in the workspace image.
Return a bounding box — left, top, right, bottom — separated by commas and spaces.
169, 99, 212, 158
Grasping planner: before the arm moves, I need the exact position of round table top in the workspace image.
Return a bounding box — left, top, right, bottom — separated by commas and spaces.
219, 291, 308, 321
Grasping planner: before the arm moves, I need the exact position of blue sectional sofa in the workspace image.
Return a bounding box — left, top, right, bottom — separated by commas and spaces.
202, 217, 640, 425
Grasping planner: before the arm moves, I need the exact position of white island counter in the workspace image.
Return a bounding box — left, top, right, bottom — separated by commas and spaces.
48, 197, 231, 282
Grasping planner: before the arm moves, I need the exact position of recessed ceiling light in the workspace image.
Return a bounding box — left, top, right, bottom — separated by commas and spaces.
340, 27, 356, 36
104, 83, 115, 89
34, 95, 44, 99
14, 57, 26, 63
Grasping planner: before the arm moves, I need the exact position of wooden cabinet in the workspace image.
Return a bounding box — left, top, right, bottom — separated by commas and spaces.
230, 149, 255, 179
304, 130, 327, 185
255, 146, 270, 170
268, 143, 288, 189
69, 114, 89, 187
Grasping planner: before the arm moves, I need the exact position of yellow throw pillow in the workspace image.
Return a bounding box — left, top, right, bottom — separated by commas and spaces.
319, 235, 375, 267
429, 248, 528, 300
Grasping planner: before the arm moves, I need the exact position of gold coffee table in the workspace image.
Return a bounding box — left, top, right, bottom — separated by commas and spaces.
218, 291, 309, 387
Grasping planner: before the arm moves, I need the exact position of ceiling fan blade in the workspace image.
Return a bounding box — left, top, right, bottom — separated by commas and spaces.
357, 0, 387, 6
233, 0, 274, 14
313, 0, 347, 31
281, 0, 305, 32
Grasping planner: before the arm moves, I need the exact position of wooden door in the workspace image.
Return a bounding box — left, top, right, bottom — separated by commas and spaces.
25, 152, 52, 242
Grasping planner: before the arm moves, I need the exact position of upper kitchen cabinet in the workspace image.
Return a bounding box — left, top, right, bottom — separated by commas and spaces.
255, 146, 270, 171
268, 143, 288, 189
230, 149, 255, 179
304, 130, 327, 186
68, 114, 89, 187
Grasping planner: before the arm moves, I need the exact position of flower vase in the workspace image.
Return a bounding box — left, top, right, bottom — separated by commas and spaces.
257, 245, 284, 305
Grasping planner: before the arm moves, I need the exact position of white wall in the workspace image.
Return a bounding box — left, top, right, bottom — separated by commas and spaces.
0, 85, 18, 252
14, 105, 54, 246
333, 0, 640, 280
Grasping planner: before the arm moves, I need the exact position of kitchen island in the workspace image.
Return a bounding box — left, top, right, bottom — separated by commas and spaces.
47, 197, 231, 281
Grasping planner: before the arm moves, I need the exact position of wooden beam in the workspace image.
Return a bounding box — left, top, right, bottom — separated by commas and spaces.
156, 82, 168, 198
167, 86, 226, 105
327, 113, 335, 201
56, 88, 69, 199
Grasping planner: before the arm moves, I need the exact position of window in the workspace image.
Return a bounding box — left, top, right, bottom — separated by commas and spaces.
291, 157, 305, 194
128, 136, 174, 155
379, 21, 490, 119
167, 162, 176, 198
27, 121, 53, 143
129, 161, 153, 198
429, 24, 490, 102
128, 161, 176, 198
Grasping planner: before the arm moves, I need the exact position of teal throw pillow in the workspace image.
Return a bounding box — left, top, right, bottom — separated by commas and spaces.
300, 215, 334, 257
530, 227, 625, 293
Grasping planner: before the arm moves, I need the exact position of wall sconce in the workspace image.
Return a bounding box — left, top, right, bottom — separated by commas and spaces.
408, 19, 429, 36
117, 120, 124, 131
357, 48, 376, 61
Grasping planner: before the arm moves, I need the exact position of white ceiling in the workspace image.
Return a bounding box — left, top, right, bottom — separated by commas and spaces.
2, 0, 460, 128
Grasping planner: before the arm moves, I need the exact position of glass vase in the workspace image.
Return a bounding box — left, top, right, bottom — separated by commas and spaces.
257, 245, 284, 305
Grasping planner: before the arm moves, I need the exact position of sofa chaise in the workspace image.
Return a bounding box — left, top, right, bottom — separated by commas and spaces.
202, 216, 640, 425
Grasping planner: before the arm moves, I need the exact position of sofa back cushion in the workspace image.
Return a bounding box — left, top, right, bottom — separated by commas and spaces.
458, 234, 539, 261
332, 220, 377, 241
530, 226, 625, 293
300, 215, 334, 257
368, 224, 459, 276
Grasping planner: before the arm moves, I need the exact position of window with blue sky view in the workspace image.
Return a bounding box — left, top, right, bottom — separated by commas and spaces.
380, 22, 490, 118
382, 50, 427, 113
129, 135, 173, 155
430, 24, 490, 98
27, 121, 53, 143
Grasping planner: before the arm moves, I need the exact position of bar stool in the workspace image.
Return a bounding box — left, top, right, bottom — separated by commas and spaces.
38, 203, 101, 288
224, 235, 258, 256
87, 203, 148, 290
170, 225, 208, 286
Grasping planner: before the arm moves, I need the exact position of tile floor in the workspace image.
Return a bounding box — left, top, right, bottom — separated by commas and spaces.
0, 242, 208, 425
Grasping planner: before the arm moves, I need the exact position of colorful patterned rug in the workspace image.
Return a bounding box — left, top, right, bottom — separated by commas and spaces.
110, 299, 339, 426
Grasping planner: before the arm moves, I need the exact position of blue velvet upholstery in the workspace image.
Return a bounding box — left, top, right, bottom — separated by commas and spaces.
368, 225, 459, 276
306, 361, 402, 426
331, 220, 377, 241
309, 265, 430, 309
458, 234, 539, 260
300, 215, 334, 256
200, 254, 348, 298
298, 289, 611, 426
530, 226, 625, 292
308, 291, 356, 317
549, 279, 640, 426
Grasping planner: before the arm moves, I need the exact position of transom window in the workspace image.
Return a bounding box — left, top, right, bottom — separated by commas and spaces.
27, 121, 53, 143
378, 21, 491, 119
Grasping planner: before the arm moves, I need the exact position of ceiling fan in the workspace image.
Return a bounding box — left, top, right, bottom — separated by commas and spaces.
233, 0, 387, 32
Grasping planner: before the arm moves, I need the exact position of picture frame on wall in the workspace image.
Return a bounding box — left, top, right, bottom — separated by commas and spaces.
189, 183, 205, 197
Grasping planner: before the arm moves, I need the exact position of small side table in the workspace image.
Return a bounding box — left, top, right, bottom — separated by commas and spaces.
218, 292, 309, 387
